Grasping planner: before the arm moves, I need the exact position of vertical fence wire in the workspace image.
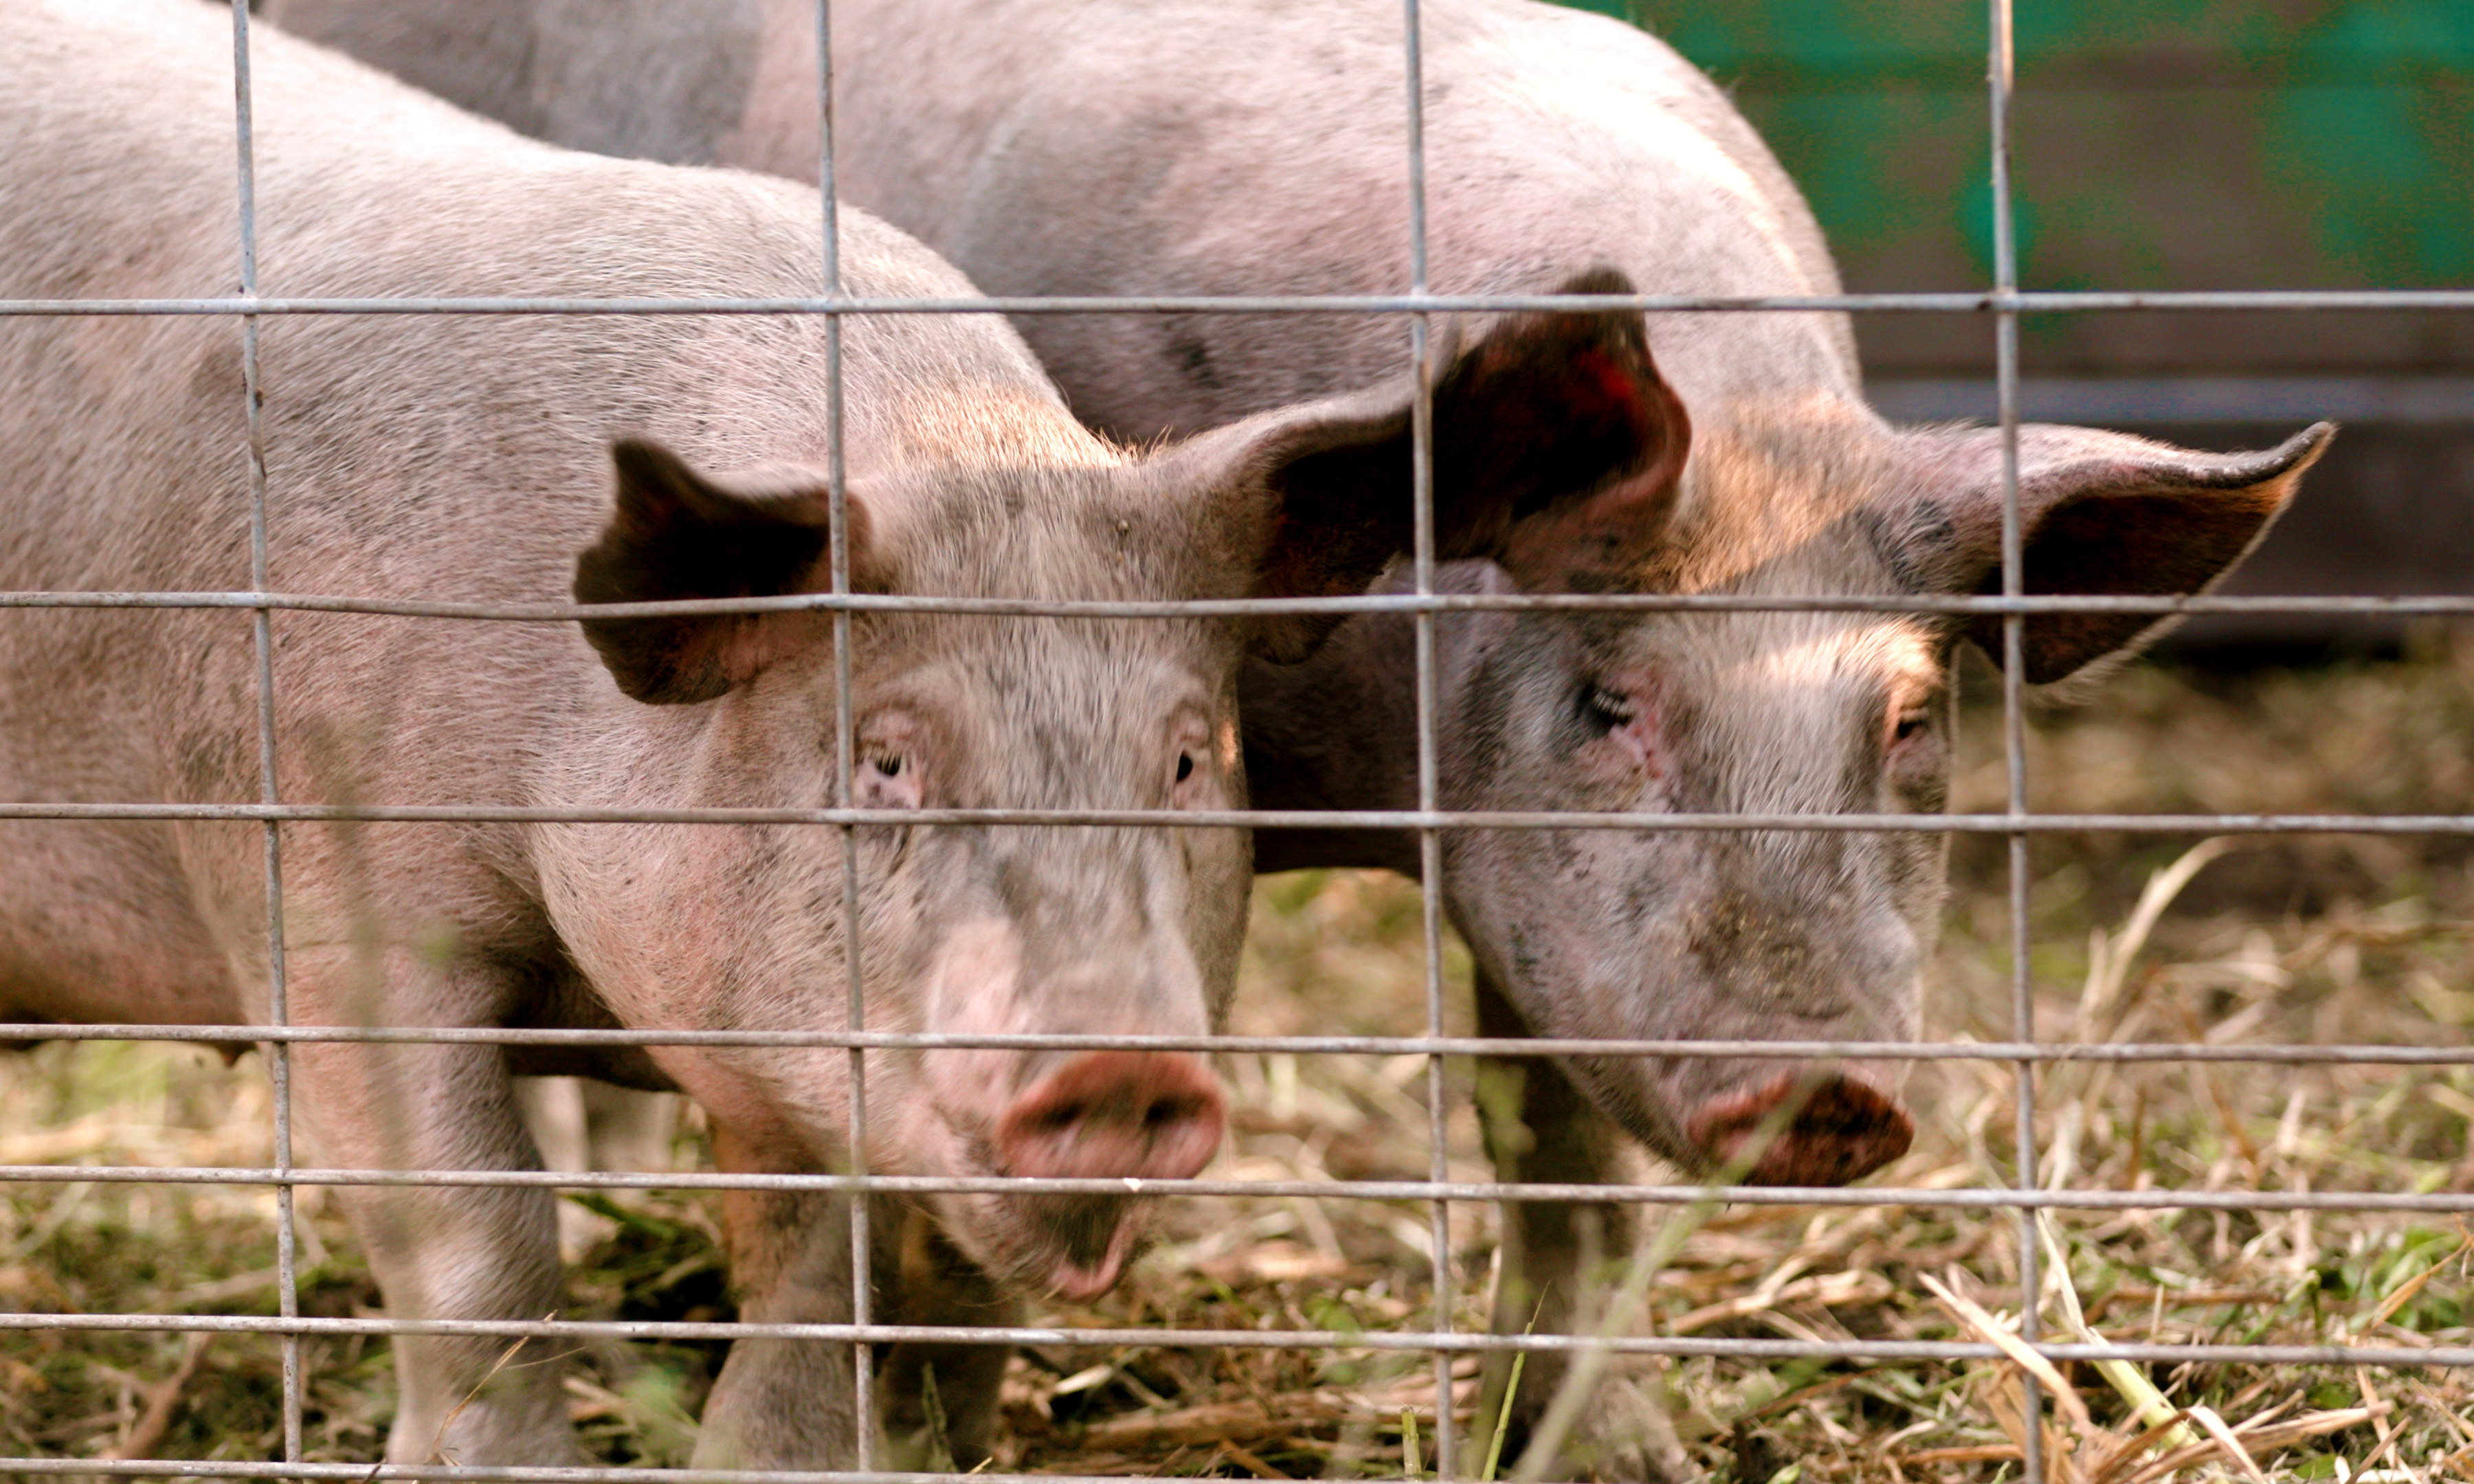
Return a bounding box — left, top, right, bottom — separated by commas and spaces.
1399, 0, 1461, 1474
812, 0, 875, 1466
227, 0, 305, 1464
1987, 1, 2047, 1480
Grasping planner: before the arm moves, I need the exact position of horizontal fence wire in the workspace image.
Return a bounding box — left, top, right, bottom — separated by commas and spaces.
6, 803, 2473, 832
4, 1421, 2469, 1484
0, 1464, 1386, 1484
0, 1468, 1425, 1484
3, 590, 2469, 620
7, 1024, 2474, 1064
3, 289, 2474, 316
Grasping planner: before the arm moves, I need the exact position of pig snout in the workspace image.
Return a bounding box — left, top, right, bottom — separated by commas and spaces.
991, 1050, 1225, 1301
1684, 1070, 1912, 1186
996, 1050, 1225, 1183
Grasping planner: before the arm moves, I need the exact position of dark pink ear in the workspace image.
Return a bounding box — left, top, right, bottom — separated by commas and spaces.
574, 438, 874, 704
1177, 267, 1689, 661
1441, 268, 1690, 587
1893, 421, 2334, 683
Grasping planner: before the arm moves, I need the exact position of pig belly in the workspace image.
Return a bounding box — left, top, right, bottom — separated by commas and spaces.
0, 609, 251, 1029
0, 816, 248, 1030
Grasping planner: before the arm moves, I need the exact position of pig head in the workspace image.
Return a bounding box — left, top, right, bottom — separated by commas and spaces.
1245, 284, 2328, 1187
537, 293, 1698, 1302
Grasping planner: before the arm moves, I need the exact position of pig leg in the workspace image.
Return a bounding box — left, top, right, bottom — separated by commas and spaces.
581, 1081, 679, 1174
515, 1077, 609, 1262
693, 1127, 866, 1470
1473, 968, 1690, 1483
880, 1198, 1016, 1472
515, 1081, 680, 1261
288, 1022, 577, 1463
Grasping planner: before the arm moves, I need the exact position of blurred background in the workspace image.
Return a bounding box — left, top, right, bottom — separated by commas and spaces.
1575, 0, 2473, 652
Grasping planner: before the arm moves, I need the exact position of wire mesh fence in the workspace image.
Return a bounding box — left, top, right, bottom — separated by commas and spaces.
1, 0, 2467, 1480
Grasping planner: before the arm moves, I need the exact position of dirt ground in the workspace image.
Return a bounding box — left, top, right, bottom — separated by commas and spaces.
3, 636, 2471, 1481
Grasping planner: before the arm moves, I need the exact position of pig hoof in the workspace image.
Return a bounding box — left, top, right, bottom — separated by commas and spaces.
1686, 1072, 1912, 1186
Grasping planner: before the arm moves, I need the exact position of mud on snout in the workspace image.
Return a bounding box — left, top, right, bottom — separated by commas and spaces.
1680, 1059, 1913, 1185
1589, 1052, 1914, 1188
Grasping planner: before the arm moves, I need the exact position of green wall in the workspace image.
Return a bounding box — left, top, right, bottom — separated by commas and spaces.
1550, 1, 2473, 298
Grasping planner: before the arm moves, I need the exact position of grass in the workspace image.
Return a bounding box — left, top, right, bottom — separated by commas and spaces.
3, 635, 2472, 1480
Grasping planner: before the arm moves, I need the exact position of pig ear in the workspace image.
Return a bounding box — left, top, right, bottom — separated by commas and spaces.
1895, 421, 2334, 684
573, 438, 873, 704
1196, 267, 1689, 661
1453, 268, 1691, 587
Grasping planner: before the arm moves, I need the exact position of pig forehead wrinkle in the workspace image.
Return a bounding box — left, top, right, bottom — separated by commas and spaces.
1707, 612, 1941, 692
894, 634, 1218, 721
1606, 616, 1937, 816
1651, 401, 1915, 593
1581, 605, 1940, 705
851, 469, 1240, 778
872, 465, 1212, 605
1693, 616, 1941, 729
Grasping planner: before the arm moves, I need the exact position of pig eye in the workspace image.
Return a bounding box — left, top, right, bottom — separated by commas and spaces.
873, 754, 903, 778
1577, 684, 1634, 734
1891, 709, 1931, 746
1175, 751, 1195, 784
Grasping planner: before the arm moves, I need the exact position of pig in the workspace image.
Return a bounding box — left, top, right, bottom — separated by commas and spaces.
269, 0, 2331, 1473
0, 0, 1713, 1468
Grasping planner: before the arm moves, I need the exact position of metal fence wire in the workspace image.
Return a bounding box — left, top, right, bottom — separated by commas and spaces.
1, 1, 2468, 1481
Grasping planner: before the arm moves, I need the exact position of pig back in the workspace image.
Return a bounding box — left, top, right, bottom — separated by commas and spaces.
0, 0, 1093, 1015
1, 0, 1082, 588
827, 0, 1864, 440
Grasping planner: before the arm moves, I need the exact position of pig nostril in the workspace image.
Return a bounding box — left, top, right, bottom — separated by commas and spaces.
1687, 1072, 1913, 1187
1145, 1098, 1190, 1128
996, 1051, 1227, 1180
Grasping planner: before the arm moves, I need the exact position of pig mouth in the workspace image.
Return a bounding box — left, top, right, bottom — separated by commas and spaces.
970, 1048, 1226, 1299
999, 1191, 1146, 1301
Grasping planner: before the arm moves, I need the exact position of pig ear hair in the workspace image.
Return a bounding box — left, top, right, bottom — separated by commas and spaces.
1898, 420, 2334, 684
1214, 266, 1689, 661
1442, 266, 1691, 588
574, 438, 870, 704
